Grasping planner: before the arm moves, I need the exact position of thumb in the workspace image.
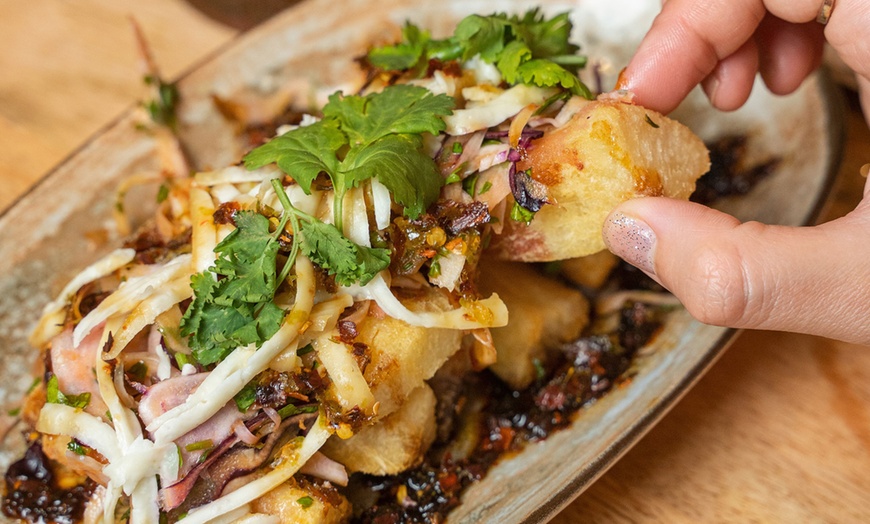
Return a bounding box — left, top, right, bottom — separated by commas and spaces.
602, 197, 870, 344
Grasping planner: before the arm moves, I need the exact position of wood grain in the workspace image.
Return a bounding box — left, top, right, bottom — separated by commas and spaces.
2, 1, 870, 522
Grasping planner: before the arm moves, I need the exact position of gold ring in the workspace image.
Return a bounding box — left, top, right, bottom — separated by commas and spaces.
817, 0, 835, 24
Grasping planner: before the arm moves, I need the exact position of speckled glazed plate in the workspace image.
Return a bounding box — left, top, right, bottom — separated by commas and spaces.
0, 0, 841, 522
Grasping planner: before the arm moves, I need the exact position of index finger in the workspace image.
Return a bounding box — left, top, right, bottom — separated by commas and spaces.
619, 0, 823, 113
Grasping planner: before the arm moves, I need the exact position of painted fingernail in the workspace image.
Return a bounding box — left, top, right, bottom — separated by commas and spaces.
602, 212, 657, 276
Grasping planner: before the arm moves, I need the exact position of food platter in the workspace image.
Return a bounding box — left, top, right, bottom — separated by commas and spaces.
0, 0, 841, 522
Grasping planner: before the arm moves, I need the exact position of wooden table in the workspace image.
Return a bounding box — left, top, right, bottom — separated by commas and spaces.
3, 1, 870, 521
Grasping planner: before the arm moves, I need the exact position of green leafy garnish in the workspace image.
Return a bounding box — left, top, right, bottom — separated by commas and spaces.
510, 201, 537, 224
67, 440, 88, 456
368, 9, 591, 97
297, 496, 314, 509
299, 219, 391, 287
185, 439, 214, 452
180, 210, 288, 366
234, 381, 258, 412
180, 181, 390, 366
244, 84, 454, 231
270, 179, 391, 287
46, 376, 91, 410
143, 74, 180, 130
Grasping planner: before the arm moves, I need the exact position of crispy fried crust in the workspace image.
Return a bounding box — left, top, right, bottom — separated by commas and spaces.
489, 101, 709, 261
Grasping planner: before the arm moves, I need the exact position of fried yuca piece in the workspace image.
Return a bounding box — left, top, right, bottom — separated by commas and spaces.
250, 477, 352, 524
488, 100, 709, 261
478, 261, 590, 390
356, 289, 463, 419
322, 384, 437, 475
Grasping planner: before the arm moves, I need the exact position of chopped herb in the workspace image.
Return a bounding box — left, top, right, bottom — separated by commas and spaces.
185, 439, 214, 452
143, 74, 180, 130
127, 361, 148, 382
7, 407, 20, 417
278, 404, 300, 419
67, 440, 88, 456
297, 344, 315, 356
428, 259, 442, 278
46, 376, 91, 410
176, 444, 184, 469
234, 382, 258, 412
478, 181, 493, 195
299, 216, 391, 287
452, 141, 463, 154
297, 496, 314, 508
156, 183, 170, 203
532, 358, 547, 382
278, 403, 318, 419
445, 167, 463, 186
510, 201, 537, 224
645, 114, 660, 128
462, 173, 480, 197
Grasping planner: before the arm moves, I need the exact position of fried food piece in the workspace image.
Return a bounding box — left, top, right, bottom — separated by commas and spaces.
322, 384, 437, 475
478, 261, 589, 389
250, 478, 351, 524
489, 100, 709, 261
357, 289, 463, 418
559, 250, 620, 290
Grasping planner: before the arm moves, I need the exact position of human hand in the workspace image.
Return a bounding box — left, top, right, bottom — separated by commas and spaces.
602, 0, 870, 344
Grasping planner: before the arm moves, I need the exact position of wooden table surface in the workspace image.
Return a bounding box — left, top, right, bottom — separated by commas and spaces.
3, 1, 870, 522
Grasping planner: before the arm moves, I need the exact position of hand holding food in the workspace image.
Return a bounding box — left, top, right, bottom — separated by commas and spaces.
604, 0, 870, 345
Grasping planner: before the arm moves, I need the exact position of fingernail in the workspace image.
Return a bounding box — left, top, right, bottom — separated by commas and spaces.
702, 75, 720, 106
603, 212, 657, 276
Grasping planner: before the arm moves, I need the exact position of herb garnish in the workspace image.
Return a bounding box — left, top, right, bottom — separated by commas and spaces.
180, 210, 288, 366
244, 84, 454, 232
46, 376, 91, 410
368, 9, 591, 98
180, 180, 390, 366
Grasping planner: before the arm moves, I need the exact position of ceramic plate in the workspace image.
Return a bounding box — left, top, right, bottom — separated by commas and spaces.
0, 0, 841, 522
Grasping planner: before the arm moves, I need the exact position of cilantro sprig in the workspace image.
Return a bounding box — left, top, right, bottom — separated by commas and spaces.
180, 210, 288, 365
269, 179, 391, 287
368, 9, 592, 98
244, 84, 454, 232
180, 181, 389, 366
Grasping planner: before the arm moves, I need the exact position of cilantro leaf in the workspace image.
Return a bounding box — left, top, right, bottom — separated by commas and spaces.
323, 85, 453, 144
497, 40, 532, 85
180, 211, 287, 366
246, 85, 452, 228
454, 14, 510, 62
516, 59, 592, 98
213, 212, 279, 304
367, 22, 430, 71
243, 119, 344, 194
342, 134, 442, 218
299, 220, 390, 286
509, 10, 578, 60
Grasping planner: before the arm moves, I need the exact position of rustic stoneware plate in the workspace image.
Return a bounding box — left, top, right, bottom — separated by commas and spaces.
0, 0, 841, 522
